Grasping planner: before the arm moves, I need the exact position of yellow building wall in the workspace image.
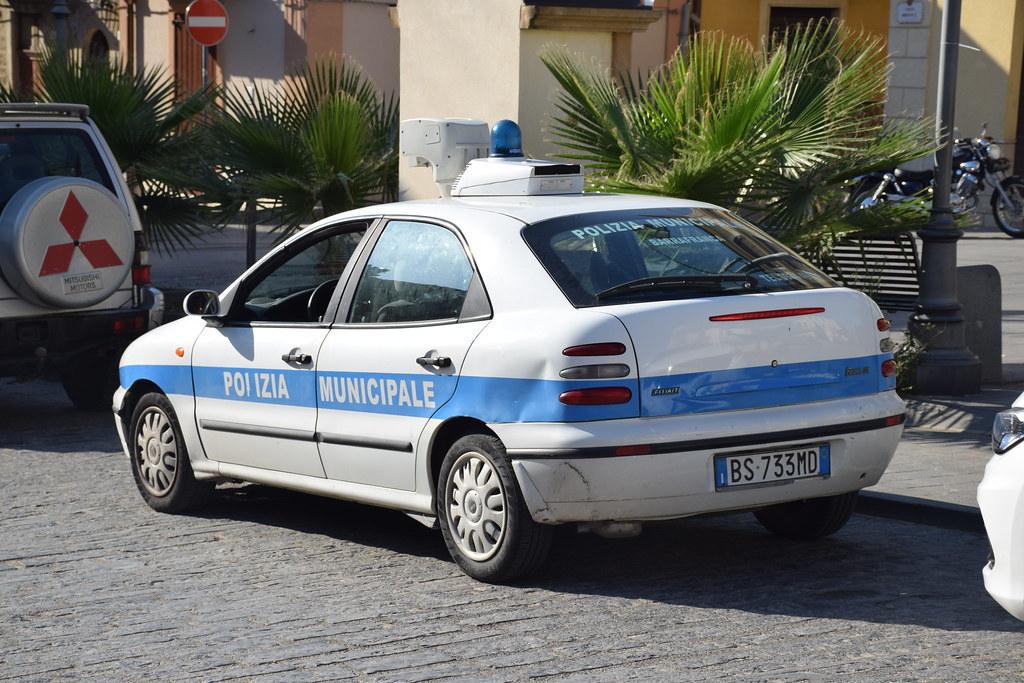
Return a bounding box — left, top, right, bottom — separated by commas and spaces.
700, 0, 888, 43
845, 1, 888, 38
701, 0, 761, 43
955, 0, 1023, 147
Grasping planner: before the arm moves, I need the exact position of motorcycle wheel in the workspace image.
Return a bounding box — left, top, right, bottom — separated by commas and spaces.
846, 180, 879, 210
992, 177, 1024, 237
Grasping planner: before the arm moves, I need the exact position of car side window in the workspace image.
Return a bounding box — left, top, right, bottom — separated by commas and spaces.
238, 225, 366, 323
348, 221, 474, 324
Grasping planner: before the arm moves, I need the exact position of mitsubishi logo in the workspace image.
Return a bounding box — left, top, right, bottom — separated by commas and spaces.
38, 190, 124, 276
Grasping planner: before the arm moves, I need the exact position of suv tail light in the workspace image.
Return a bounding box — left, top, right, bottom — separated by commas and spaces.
133, 232, 151, 285
132, 265, 151, 285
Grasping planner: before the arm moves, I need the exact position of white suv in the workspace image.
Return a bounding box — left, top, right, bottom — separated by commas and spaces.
0, 103, 160, 409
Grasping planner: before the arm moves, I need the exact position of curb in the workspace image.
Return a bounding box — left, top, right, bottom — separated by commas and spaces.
857, 490, 984, 535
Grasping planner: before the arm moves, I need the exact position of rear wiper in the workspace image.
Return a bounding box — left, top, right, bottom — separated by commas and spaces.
595, 274, 757, 300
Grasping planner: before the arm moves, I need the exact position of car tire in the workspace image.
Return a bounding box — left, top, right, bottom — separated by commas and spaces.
129, 392, 213, 514
437, 433, 552, 583
753, 491, 858, 540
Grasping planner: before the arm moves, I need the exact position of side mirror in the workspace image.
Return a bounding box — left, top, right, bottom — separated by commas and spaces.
183, 289, 222, 317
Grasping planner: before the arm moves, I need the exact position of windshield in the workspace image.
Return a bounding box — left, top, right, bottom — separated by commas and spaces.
522, 207, 835, 307
0, 128, 117, 207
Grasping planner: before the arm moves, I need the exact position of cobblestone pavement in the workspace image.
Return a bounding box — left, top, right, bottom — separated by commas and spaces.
3, 380, 1024, 682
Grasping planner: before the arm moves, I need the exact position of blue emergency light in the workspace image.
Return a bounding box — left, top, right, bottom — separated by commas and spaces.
490, 119, 523, 158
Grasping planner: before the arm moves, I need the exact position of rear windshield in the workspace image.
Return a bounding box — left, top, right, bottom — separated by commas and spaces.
523, 207, 835, 307
0, 129, 117, 206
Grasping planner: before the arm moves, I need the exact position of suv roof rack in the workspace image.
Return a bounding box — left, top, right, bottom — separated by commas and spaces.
0, 103, 89, 121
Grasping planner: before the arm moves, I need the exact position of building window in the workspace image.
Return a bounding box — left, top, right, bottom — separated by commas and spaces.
769, 6, 839, 39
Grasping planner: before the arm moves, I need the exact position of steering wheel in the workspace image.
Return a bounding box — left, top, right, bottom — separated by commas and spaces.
307, 279, 339, 322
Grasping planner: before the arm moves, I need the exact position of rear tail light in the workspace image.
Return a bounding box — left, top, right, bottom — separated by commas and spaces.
563, 342, 626, 357
113, 315, 147, 333
881, 359, 897, 377
133, 231, 151, 285
559, 387, 632, 405
877, 318, 891, 332
559, 364, 630, 380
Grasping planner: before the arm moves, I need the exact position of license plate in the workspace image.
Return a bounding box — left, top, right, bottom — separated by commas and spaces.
714, 443, 830, 490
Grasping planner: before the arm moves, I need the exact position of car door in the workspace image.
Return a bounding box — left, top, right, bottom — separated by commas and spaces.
191, 221, 368, 476
315, 219, 490, 490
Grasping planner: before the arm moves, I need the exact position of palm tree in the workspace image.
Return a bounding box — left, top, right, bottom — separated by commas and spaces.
0, 48, 221, 253
202, 54, 399, 241
540, 20, 939, 267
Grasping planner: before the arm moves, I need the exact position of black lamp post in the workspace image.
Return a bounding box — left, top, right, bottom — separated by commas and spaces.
52, 0, 70, 50
908, 0, 981, 395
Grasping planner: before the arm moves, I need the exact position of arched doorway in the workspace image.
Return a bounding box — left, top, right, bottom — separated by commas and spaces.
87, 30, 110, 61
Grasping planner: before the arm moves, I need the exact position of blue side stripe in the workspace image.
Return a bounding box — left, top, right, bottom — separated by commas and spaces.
121, 353, 892, 424
432, 375, 640, 423
120, 364, 193, 396
194, 366, 318, 407
639, 354, 893, 417
316, 370, 457, 417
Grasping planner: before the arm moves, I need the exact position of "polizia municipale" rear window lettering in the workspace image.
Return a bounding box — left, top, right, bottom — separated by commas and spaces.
522, 208, 836, 307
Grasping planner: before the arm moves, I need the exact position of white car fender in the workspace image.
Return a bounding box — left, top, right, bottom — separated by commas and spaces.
116, 315, 212, 471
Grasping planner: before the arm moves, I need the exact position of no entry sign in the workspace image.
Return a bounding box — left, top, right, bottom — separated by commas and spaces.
186, 0, 228, 47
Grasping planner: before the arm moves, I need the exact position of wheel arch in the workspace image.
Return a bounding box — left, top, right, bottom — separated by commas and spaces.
427, 416, 495, 501
119, 378, 214, 477
118, 378, 163, 430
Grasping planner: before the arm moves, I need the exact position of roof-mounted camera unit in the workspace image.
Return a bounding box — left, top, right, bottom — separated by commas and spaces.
400, 118, 583, 198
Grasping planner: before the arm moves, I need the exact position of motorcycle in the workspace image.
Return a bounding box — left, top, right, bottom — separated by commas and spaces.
848, 125, 1024, 238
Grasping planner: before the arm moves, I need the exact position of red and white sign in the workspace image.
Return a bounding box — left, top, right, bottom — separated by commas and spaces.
186, 0, 228, 47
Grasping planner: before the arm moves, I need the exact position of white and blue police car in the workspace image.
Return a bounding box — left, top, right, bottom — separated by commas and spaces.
114, 119, 905, 583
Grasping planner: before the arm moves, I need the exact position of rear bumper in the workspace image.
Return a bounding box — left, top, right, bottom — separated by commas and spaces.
493, 392, 905, 524
979, 448, 1024, 621
0, 286, 162, 375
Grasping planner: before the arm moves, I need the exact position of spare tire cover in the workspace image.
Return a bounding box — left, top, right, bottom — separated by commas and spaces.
0, 177, 134, 308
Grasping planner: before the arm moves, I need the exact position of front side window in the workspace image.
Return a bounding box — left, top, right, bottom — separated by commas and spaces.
523, 207, 835, 307
348, 221, 475, 324
239, 224, 367, 322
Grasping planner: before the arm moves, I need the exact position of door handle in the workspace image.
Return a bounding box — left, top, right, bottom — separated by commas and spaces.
281, 352, 313, 365
416, 355, 452, 369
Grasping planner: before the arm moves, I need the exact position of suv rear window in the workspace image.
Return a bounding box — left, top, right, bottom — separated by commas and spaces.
0, 129, 116, 206
523, 207, 835, 307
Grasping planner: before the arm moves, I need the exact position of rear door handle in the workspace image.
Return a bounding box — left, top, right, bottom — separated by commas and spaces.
416, 355, 452, 368
281, 352, 313, 365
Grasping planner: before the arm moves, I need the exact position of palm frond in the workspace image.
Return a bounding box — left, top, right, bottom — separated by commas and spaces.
204, 53, 399, 240
542, 18, 938, 256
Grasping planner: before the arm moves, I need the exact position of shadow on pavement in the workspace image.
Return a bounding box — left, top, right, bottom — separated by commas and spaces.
185, 481, 1022, 635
